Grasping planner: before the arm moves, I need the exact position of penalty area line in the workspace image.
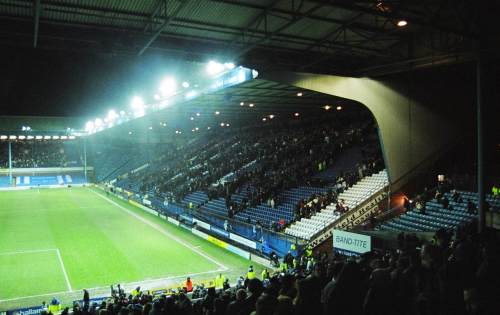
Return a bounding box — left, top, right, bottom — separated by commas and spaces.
55, 248, 73, 292
88, 189, 228, 272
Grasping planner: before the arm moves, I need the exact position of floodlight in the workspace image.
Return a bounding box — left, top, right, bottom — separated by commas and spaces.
224, 62, 235, 70
195, 127, 199, 131
18, 135, 26, 140
226, 123, 230, 127
190, 117, 194, 121
9, 135, 16, 140
297, 92, 303, 97
95, 118, 103, 127
207, 61, 224, 75
149, 126, 153, 130
182, 81, 190, 88
60, 136, 67, 140
131, 96, 145, 117
196, 113, 200, 116
27, 135, 34, 140
159, 77, 177, 97
52, 136, 60, 140
262, 118, 267, 122
35, 135, 43, 140
68, 136, 76, 140
324, 105, 331, 110
269, 114, 275, 119
336, 105, 342, 111
294, 112, 300, 117
107, 110, 118, 122
220, 122, 225, 127
85, 121, 95, 133
129, 131, 133, 135
249, 103, 255, 107
215, 111, 220, 115
185, 90, 198, 100
240, 102, 244, 106
0, 135, 7, 140
397, 20, 407, 27
44, 136, 51, 140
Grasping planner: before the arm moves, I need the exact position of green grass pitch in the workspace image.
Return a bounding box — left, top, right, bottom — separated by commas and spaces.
0, 187, 262, 310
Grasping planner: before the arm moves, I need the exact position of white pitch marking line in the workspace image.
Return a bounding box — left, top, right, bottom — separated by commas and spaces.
88, 189, 228, 271
0, 290, 70, 303
55, 248, 73, 292
0, 267, 227, 302
0, 249, 56, 256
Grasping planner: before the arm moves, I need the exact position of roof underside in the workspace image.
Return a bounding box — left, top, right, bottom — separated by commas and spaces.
0, 0, 483, 76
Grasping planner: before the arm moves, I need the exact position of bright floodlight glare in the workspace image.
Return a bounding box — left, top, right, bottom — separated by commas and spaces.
149, 126, 153, 130
269, 114, 275, 119
397, 20, 407, 27
215, 111, 220, 115
85, 121, 95, 132
195, 127, 199, 131
190, 117, 194, 121
18, 135, 26, 140
240, 102, 244, 106
220, 122, 225, 127
129, 131, 133, 135
131, 96, 145, 117
159, 77, 177, 96
297, 92, 303, 97
262, 117, 267, 122
60, 136, 67, 140
35, 135, 43, 140
324, 105, 331, 110
207, 61, 225, 75
249, 103, 255, 107
107, 110, 118, 122
336, 105, 343, 111
294, 112, 300, 117
224, 62, 235, 69
185, 90, 198, 100
196, 113, 200, 116
182, 81, 190, 88
226, 123, 230, 127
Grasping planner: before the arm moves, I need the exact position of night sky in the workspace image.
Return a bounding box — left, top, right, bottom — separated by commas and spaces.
0, 46, 200, 118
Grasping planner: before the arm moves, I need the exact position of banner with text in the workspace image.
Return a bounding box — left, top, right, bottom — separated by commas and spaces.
333, 229, 371, 255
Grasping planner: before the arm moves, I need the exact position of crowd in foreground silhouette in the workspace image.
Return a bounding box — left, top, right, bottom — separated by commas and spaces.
40, 219, 499, 315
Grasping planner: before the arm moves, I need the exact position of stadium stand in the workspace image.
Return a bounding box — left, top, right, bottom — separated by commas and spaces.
378, 189, 498, 232
286, 169, 389, 239
0, 141, 82, 168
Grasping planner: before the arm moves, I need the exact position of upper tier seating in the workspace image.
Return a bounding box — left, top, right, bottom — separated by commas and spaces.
285, 169, 389, 239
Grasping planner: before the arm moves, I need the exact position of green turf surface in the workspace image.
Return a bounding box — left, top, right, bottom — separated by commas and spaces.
0, 187, 262, 309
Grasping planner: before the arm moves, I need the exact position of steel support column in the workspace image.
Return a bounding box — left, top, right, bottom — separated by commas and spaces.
476, 58, 485, 232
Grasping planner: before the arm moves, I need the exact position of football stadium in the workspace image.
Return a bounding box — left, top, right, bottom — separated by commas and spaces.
0, 1, 499, 315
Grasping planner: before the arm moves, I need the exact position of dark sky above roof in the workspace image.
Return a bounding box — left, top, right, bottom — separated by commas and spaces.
0, 47, 206, 118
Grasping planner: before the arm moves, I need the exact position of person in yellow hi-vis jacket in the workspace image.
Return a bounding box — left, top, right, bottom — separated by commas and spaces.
215, 273, 225, 289
48, 297, 61, 314
261, 268, 269, 280
247, 266, 256, 280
